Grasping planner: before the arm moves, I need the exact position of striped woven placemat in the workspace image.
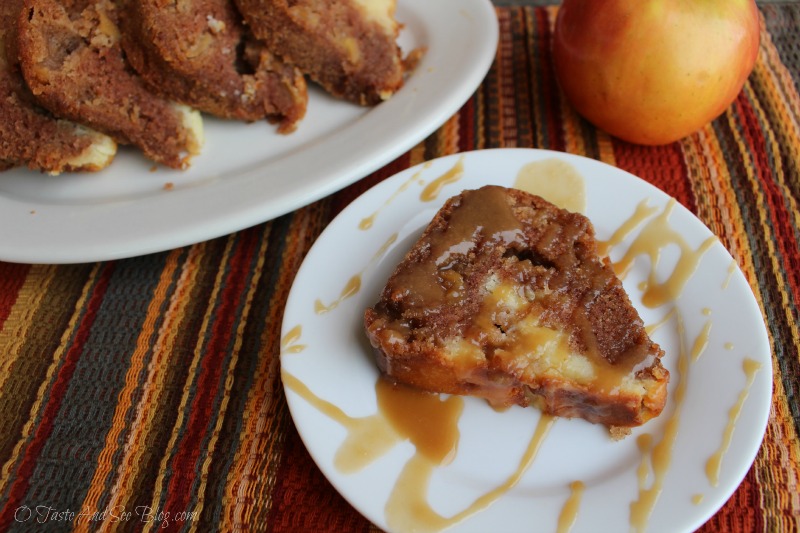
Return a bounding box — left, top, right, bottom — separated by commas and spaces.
0, 4, 798, 532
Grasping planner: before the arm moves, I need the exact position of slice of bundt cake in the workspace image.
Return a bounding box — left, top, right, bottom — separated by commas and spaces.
364, 186, 669, 431
234, 0, 408, 105
117, 0, 307, 132
17, 0, 203, 169
0, 0, 115, 175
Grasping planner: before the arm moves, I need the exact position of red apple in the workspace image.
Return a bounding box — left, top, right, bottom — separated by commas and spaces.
552, 0, 760, 145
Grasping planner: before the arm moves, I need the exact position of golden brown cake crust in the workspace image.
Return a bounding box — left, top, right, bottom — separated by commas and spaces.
118, 0, 307, 131
234, 0, 406, 105
364, 185, 669, 428
17, 0, 198, 169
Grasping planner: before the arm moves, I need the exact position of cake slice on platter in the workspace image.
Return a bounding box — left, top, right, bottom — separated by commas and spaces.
117, 0, 307, 133
0, 0, 115, 174
234, 0, 412, 105
16, 0, 203, 169
364, 185, 669, 434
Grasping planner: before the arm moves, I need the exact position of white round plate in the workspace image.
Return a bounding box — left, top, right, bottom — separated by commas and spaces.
281, 148, 772, 533
0, 0, 497, 264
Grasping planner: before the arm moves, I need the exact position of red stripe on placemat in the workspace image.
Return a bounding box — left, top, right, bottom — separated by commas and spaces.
0, 263, 114, 528
734, 92, 800, 303
611, 139, 696, 213
0, 263, 31, 331
458, 95, 477, 153
534, 8, 566, 152
160, 229, 261, 516
697, 466, 764, 532
267, 422, 371, 533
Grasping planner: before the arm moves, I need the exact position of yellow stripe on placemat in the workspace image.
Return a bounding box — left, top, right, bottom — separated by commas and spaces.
739, 76, 800, 349
143, 236, 237, 533
724, 64, 800, 533
97, 243, 206, 526
74, 249, 182, 533
190, 231, 271, 531
0, 265, 57, 394
742, 30, 800, 532
220, 211, 326, 530
751, 19, 800, 235
0, 264, 103, 494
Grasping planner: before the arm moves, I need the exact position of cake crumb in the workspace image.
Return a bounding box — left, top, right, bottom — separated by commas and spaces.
163, 182, 174, 191
610, 426, 632, 440
207, 15, 226, 34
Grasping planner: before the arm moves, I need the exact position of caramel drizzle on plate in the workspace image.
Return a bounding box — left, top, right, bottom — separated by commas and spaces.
314, 233, 397, 314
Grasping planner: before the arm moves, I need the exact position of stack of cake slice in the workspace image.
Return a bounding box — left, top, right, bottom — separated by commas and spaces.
1, 0, 414, 174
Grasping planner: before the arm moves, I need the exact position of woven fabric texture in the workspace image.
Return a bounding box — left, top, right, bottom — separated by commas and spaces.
0, 4, 799, 532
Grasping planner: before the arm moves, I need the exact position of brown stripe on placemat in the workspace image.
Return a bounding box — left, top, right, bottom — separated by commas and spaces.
0, 263, 112, 529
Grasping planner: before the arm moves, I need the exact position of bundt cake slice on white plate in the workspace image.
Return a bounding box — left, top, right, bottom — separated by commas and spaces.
365, 185, 669, 435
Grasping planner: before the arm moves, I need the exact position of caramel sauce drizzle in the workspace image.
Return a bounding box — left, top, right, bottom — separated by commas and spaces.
283, 367, 555, 532
315, 233, 398, 314
610, 199, 717, 308
556, 481, 586, 533
691, 320, 712, 362
705, 358, 762, 487
645, 309, 676, 337
360, 164, 431, 230
282, 372, 404, 473
596, 200, 659, 258
387, 414, 555, 533
630, 310, 689, 533
280, 325, 306, 354
635, 433, 654, 489
513, 159, 587, 213
315, 275, 362, 315
722, 260, 737, 290
420, 156, 465, 202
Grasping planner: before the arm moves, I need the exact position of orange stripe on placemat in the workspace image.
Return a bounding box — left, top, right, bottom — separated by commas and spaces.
0, 265, 56, 395
0, 263, 31, 331
97, 243, 206, 528
0, 263, 112, 529
685, 127, 756, 274
680, 128, 731, 238
741, 84, 800, 296
749, 58, 800, 259
191, 230, 270, 526
733, 88, 800, 334
154, 230, 262, 521
74, 249, 183, 533
221, 209, 329, 530
143, 238, 235, 527
698, 466, 765, 532
722, 79, 800, 524
438, 114, 461, 157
